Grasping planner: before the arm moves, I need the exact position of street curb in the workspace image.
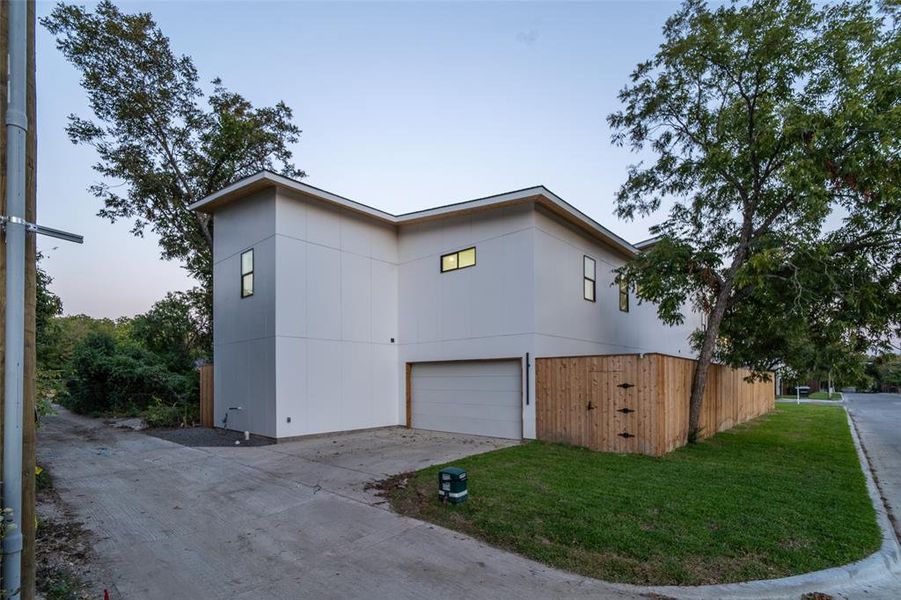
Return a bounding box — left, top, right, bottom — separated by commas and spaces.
619, 405, 901, 599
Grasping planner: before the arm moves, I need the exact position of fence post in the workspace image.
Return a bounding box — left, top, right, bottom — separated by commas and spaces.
200, 363, 214, 427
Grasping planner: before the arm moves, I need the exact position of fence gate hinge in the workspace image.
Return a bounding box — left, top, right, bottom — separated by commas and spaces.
618, 432, 635, 439
617, 382, 635, 389
617, 407, 635, 414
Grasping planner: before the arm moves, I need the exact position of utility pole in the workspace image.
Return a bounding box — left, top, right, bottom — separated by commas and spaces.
1, 2, 31, 597
2, 3, 79, 598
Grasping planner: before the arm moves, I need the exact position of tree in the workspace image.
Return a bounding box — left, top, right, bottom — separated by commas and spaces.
65, 330, 194, 416
131, 289, 211, 371
36, 252, 63, 361
42, 1, 304, 319
608, 0, 900, 437
866, 353, 901, 391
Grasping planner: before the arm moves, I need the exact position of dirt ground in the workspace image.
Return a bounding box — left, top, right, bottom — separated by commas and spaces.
35, 470, 100, 600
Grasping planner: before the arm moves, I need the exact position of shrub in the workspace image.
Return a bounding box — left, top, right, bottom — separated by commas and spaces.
143, 400, 183, 428
65, 331, 195, 415
143, 397, 200, 428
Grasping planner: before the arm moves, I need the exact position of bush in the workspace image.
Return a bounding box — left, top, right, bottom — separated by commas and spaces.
142, 398, 199, 428
65, 331, 196, 416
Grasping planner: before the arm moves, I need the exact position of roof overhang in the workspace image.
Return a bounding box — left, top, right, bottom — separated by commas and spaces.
634, 235, 662, 251
190, 171, 638, 257
189, 171, 397, 224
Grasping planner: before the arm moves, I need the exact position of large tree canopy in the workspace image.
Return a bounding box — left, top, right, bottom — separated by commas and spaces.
42, 0, 304, 343
609, 0, 899, 436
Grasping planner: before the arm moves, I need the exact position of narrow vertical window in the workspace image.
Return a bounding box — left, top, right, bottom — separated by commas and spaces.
241, 249, 254, 298
583, 256, 596, 302
619, 278, 629, 312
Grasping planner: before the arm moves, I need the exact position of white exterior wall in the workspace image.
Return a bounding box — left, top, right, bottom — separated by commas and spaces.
212, 189, 278, 437
525, 207, 701, 437
213, 191, 700, 440
273, 189, 399, 438
396, 205, 536, 430
532, 207, 700, 357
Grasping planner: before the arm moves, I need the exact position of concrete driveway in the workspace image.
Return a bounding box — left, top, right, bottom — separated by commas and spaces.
38, 409, 645, 600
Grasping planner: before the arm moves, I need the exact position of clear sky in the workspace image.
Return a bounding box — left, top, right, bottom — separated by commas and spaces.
36, 0, 683, 318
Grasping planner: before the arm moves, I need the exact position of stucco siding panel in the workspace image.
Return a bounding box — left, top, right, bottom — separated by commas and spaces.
371, 260, 398, 344
212, 190, 278, 439
213, 336, 277, 438
467, 229, 533, 338
304, 338, 343, 433
340, 252, 372, 342
304, 198, 342, 248
268, 189, 401, 437
274, 336, 307, 438
397, 210, 535, 346
340, 211, 377, 257
274, 236, 307, 338
212, 188, 276, 260
340, 342, 375, 430
304, 244, 342, 340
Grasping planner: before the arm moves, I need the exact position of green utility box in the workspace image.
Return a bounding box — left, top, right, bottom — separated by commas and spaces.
438, 466, 468, 504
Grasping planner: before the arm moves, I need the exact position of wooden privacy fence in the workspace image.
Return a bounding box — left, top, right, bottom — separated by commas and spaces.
535, 353, 774, 456
199, 363, 214, 427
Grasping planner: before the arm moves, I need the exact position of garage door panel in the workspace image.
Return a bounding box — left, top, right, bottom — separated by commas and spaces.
412, 375, 520, 393
414, 362, 519, 378
412, 388, 521, 407
412, 400, 521, 421
411, 360, 522, 439
416, 415, 522, 439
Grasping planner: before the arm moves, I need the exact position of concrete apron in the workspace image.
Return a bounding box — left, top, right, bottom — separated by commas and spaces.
616, 406, 901, 600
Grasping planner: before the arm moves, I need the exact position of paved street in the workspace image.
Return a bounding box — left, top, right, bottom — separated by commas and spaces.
846, 393, 901, 539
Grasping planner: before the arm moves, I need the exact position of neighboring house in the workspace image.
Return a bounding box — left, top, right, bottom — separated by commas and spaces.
190, 171, 703, 441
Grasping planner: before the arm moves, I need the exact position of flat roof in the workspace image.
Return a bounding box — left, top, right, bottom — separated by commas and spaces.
189, 170, 639, 257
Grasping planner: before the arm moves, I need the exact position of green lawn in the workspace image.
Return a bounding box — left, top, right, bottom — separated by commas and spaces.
386, 405, 879, 585
809, 391, 843, 400
779, 391, 843, 400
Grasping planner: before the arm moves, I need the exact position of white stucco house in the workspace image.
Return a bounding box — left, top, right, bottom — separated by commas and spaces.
190, 171, 702, 441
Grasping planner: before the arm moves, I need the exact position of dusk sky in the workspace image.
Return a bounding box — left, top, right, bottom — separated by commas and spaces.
36, 1, 684, 318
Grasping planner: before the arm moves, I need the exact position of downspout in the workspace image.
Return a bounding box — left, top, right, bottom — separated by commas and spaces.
2, 1, 29, 597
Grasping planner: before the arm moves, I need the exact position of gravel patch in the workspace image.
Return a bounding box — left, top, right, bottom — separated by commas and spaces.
104, 417, 147, 431
145, 426, 275, 447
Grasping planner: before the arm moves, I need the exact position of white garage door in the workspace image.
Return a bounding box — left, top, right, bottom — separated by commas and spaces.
411, 360, 522, 439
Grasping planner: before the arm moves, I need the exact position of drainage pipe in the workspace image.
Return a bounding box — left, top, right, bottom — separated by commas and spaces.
2, 1, 30, 597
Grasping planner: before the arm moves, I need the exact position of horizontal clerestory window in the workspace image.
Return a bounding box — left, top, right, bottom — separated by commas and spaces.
441, 247, 476, 273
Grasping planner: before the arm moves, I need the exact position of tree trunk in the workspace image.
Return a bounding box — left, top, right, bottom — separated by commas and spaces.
687, 277, 734, 440
195, 211, 213, 250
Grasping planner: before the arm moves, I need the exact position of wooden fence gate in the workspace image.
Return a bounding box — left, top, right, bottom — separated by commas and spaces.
535, 353, 774, 456
199, 363, 214, 427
